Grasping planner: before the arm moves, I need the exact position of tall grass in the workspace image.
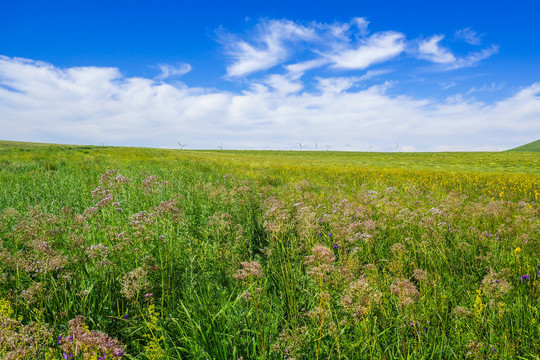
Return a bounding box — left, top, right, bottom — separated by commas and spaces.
0, 142, 539, 359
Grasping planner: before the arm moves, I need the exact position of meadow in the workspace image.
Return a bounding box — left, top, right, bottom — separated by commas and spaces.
0, 140, 539, 359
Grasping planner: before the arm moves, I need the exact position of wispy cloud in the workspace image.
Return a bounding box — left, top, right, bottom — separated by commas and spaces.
222, 17, 405, 77
221, 18, 498, 80
327, 31, 406, 69
316, 70, 390, 94
221, 20, 316, 77
466, 82, 505, 95
155, 63, 192, 80
417, 35, 456, 64
450, 45, 499, 69
352, 17, 370, 36
263, 74, 303, 95
455, 27, 483, 45
1, 55, 538, 151
284, 59, 329, 76
416, 35, 498, 69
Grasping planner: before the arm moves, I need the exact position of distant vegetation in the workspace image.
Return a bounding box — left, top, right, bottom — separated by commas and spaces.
509, 139, 540, 152
0, 141, 539, 359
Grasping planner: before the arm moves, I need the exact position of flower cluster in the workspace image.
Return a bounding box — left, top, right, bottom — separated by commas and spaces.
120, 267, 150, 300
58, 315, 125, 359
390, 278, 419, 308
233, 261, 264, 281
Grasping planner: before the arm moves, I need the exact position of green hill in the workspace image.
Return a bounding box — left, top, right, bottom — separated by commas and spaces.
509, 139, 540, 151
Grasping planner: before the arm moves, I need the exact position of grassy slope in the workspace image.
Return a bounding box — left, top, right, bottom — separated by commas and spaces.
509, 139, 540, 152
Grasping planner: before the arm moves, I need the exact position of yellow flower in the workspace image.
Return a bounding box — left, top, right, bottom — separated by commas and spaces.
514, 247, 521, 254
0, 298, 14, 318
473, 290, 485, 320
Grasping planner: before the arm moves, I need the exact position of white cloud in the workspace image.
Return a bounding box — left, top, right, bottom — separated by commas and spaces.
155, 63, 192, 80
328, 31, 406, 69
263, 74, 303, 95
417, 35, 456, 64
416, 35, 498, 69
284, 58, 329, 76
455, 27, 483, 45
352, 17, 370, 35
466, 82, 505, 95
315, 71, 389, 94
316, 76, 359, 94
222, 18, 406, 77
222, 20, 316, 77
221, 18, 498, 80
450, 45, 499, 69
1, 55, 538, 152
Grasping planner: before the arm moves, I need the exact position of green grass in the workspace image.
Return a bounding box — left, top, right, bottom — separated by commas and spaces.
509, 139, 540, 152
0, 140, 539, 359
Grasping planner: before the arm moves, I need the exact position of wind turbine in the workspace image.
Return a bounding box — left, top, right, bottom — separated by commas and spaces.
218, 142, 223, 150
297, 141, 303, 150
177, 141, 186, 150
325, 144, 331, 151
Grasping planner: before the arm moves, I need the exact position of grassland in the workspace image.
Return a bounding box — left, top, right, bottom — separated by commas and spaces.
509, 139, 540, 152
0, 140, 539, 359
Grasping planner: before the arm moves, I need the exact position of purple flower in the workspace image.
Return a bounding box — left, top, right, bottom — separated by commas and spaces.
145, 293, 153, 298
113, 349, 125, 357
328, 232, 333, 237
63, 354, 74, 360
57, 335, 62, 345
123, 314, 130, 319
332, 243, 339, 249
521, 274, 531, 282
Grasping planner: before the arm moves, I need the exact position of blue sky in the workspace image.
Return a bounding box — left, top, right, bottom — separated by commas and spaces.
1, 0, 539, 151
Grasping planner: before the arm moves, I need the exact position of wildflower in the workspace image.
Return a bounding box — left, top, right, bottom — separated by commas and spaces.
390, 279, 419, 307
481, 270, 512, 299
145, 293, 153, 298
305, 245, 335, 280
120, 267, 150, 300
234, 261, 264, 281
240, 291, 252, 301
413, 269, 428, 283
332, 243, 339, 249
86, 243, 110, 260
514, 247, 521, 254
114, 350, 125, 357
390, 243, 408, 257
473, 290, 485, 319
60, 316, 125, 358
521, 274, 530, 282
453, 306, 472, 317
